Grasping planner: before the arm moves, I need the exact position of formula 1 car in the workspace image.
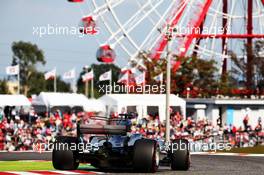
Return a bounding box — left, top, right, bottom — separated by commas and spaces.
52, 114, 190, 173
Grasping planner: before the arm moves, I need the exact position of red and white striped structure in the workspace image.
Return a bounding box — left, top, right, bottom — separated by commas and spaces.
69, 0, 264, 90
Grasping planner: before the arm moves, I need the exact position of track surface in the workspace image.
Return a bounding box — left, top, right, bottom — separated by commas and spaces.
1, 152, 264, 175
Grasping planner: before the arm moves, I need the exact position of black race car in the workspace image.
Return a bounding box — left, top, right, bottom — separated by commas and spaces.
52, 114, 190, 173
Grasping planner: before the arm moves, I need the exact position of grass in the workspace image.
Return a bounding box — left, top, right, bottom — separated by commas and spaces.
0, 161, 94, 171
219, 145, 264, 154
0, 161, 54, 171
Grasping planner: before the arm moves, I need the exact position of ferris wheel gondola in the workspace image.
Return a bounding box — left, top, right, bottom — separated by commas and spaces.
79, 16, 98, 35
96, 44, 116, 63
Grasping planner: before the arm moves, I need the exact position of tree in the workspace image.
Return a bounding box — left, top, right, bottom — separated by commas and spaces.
11, 41, 46, 95
135, 52, 218, 98
0, 80, 9, 94
228, 40, 264, 96
45, 76, 71, 93
171, 56, 218, 97
27, 71, 71, 95
134, 51, 165, 84
77, 64, 121, 98
26, 71, 46, 95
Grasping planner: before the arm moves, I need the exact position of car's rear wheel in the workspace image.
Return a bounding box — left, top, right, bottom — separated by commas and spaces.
133, 139, 159, 173
170, 139, 190, 171
52, 136, 79, 170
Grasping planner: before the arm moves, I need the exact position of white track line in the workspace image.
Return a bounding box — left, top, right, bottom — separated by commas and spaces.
191, 152, 264, 157
52, 170, 83, 174
90, 171, 104, 174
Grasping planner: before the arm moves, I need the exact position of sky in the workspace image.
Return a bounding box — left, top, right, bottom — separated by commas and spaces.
0, 0, 114, 79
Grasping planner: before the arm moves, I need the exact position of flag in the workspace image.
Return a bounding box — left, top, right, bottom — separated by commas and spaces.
153, 73, 163, 82
82, 70, 94, 82
99, 70, 111, 81
121, 66, 130, 73
118, 72, 129, 84
44, 68, 56, 80
6, 65, 19, 75
121, 66, 137, 75
130, 67, 137, 74
63, 69, 75, 79
135, 72, 145, 85
121, 66, 135, 74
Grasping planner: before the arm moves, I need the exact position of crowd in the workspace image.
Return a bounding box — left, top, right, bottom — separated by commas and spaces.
133, 112, 264, 148
0, 108, 79, 151
0, 108, 263, 151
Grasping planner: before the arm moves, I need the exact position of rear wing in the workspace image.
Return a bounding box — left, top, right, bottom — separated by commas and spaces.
88, 114, 135, 122
77, 114, 134, 136
78, 124, 127, 135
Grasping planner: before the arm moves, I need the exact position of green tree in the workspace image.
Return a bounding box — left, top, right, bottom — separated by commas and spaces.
216, 73, 236, 96
27, 71, 71, 95
171, 56, 218, 97
0, 80, 9, 94
26, 71, 46, 95
77, 64, 121, 98
45, 76, 71, 93
11, 41, 46, 95
135, 52, 218, 97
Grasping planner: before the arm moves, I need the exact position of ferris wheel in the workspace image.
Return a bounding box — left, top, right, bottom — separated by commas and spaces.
68, 0, 264, 80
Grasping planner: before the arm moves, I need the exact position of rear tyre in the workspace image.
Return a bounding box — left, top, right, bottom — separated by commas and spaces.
170, 139, 190, 171
52, 136, 79, 170
133, 139, 159, 173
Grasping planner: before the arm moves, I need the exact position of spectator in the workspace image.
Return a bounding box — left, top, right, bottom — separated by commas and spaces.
0, 129, 4, 150
0, 107, 4, 122
217, 116, 221, 127
232, 125, 237, 136
243, 115, 249, 131
258, 117, 262, 126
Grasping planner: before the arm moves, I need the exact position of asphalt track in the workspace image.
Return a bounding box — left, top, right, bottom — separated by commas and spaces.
0, 152, 264, 175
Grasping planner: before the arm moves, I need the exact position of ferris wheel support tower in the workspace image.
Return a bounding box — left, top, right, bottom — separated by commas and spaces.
246, 0, 253, 90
